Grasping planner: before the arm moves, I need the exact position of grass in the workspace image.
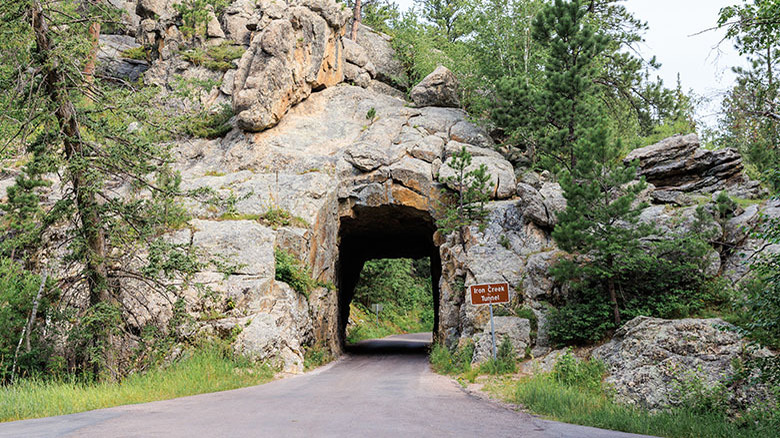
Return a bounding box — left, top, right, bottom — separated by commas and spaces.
512, 375, 775, 438
0, 347, 275, 423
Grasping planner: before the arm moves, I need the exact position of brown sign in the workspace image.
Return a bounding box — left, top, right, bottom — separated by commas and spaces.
470, 282, 510, 305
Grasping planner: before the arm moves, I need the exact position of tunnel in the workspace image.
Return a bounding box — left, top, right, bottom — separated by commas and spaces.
337, 204, 441, 348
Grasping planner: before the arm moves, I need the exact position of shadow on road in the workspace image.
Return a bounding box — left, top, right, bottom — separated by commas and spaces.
344, 333, 432, 356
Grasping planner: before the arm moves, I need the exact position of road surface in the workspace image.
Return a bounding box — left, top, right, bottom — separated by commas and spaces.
0, 333, 652, 437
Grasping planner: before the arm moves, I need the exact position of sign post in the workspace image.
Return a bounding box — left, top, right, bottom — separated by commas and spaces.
469, 282, 510, 360
370, 303, 383, 324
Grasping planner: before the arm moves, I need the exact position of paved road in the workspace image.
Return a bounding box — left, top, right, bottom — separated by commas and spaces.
0, 333, 652, 437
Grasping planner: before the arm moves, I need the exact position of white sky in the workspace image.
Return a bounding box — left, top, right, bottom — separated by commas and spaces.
394, 0, 746, 130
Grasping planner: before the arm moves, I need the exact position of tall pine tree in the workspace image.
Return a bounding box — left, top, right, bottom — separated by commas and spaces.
493, 0, 608, 171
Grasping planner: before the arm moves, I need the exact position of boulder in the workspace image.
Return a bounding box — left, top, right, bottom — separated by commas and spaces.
410, 66, 460, 108
516, 181, 565, 228
472, 316, 531, 364
592, 316, 773, 410
232, 1, 350, 131
625, 134, 760, 197
438, 153, 516, 200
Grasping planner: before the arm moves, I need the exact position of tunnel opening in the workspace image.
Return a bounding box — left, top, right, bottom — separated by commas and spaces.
337, 204, 441, 350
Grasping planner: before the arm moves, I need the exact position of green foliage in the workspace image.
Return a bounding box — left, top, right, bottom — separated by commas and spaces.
185, 104, 233, 139
346, 303, 432, 343
274, 249, 325, 298
121, 46, 151, 61
174, 0, 230, 38
494, 0, 608, 170
303, 343, 332, 371
352, 258, 433, 314
429, 341, 474, 375
548, 227, 725, 346
478, 336, 517, 375
551, 125, 649, 329
0, 260, 59, 383
346, 258, 433, 342
437, 146, 492, 235
716, 0, 780, 191
551, 349, 605, 393
733, 203, 780, 348
366, 107, 376, 120
181, 42, 243, 71
510, 350, 779, 438
261, 207, 309, 229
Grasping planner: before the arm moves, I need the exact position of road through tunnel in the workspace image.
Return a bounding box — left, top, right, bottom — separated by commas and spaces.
337, 204, 441, 349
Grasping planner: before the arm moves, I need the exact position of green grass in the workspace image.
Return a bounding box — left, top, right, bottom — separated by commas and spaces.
512, 374, 776, 438
0, 347, 274, 423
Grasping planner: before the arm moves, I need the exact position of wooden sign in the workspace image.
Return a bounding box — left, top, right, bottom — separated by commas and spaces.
470, 282, 510, 306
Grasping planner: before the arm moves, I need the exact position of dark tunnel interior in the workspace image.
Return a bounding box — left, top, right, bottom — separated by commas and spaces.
337, 204, 441, 348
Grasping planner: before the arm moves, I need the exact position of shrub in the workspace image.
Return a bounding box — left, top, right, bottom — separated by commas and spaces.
303, 343, 331, 371
274, 249, 324, 298
429, 341, 474, 375
185, 105, 233, 139
548, 232, 720, 346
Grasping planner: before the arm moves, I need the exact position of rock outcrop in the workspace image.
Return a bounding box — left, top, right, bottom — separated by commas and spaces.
625, 134, 764, 201
410, 66, 460, 108
231, 0, 351, 131
592, 316, 774, 410
352, 23, 408, 90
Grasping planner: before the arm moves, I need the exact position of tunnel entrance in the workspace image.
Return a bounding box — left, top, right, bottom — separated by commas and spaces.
337, 204, 441, 349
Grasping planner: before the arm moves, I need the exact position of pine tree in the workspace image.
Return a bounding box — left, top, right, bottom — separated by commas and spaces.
0, 0, 203, 379
551, 125, 649, 326
493, 0, 608, 171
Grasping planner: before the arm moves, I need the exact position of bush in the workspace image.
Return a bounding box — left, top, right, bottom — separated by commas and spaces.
551, 349, 605, 393
185, 105, 233, 139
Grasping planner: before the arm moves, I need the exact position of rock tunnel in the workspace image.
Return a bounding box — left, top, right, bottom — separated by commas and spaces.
336, 204, 441, 348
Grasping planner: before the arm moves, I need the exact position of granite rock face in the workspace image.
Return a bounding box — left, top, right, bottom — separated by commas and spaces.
232, 0, 351, 131
592, 316, 774, 410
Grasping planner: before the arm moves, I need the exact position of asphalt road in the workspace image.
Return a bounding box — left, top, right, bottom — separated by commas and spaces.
0, 333, 652, 438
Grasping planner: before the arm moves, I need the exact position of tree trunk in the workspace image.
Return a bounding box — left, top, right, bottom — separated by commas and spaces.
351, 0, 362, 41
31, 0, 115, 378
84, 21, 101, 84
608, 277, 620, 326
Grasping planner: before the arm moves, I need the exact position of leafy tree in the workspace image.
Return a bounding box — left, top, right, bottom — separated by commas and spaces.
717, 0, 780, 190
551, 125, 649, 326
493, 0, 609, 171
415, 0, 467, 42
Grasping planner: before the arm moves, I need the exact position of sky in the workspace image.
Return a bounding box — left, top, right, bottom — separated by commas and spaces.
394, 0, 747, 130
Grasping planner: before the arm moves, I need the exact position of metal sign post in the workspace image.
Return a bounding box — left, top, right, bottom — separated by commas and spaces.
371, 303, 383, 324
469, 282, 510, 361
489, 303, 496, 360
